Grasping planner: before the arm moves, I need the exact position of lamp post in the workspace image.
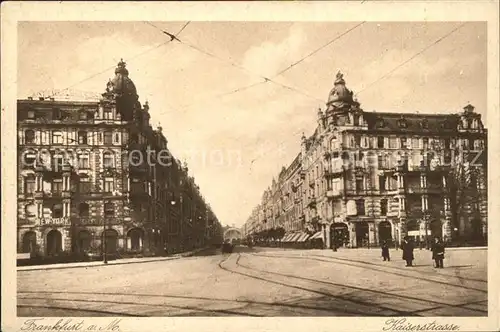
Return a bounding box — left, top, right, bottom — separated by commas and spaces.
103, 217, 108, 264
423, 210, 430, 250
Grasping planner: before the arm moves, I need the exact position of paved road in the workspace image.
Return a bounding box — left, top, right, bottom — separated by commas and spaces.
17, 246, 487, 317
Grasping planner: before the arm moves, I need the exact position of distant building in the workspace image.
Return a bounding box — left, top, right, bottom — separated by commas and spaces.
17, 60, 222, 257
244, 72, 487, 248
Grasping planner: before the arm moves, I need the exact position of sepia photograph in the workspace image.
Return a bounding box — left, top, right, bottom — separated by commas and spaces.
2, 1, 499, 332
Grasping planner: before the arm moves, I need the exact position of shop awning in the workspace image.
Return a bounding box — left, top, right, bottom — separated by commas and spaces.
285, 233, 298, 242
297, 232, 310, 242
309, 231, 323, 240
287, 233, 299, 242
281, 233, 293, 242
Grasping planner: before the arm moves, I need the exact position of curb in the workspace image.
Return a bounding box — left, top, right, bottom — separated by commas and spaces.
17, 248, 209, 272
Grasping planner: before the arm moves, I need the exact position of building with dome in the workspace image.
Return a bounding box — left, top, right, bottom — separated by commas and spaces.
17, 60, 222, 259
244, 71, 488, 249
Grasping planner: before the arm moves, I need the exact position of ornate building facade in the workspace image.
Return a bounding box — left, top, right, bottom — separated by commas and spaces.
244, 72, 487, 248
17, 60, 222, 257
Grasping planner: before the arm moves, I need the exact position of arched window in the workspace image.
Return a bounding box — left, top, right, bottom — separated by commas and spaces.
25, 130, 35, 144
103, 151, 114, 168
25, 203, 37, 217
23, 151, 36, 168
79, 203, 89, 217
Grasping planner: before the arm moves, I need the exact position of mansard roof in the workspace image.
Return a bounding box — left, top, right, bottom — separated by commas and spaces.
361, 111, 460, 134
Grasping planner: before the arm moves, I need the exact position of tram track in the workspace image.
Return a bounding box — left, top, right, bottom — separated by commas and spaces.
251, 252, 487, 293
218, 253, 419, 316
242, 253, 487, 315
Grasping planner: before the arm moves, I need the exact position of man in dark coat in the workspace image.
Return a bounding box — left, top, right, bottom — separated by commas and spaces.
402, 236, 414, 267
431, 237, 445, 268
381, 240, 390, 261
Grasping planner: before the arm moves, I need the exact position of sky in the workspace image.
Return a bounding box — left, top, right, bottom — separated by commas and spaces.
17, 21, 487, 228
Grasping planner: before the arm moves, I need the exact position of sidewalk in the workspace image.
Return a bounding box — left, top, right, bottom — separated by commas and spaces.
17, 247, 208, 272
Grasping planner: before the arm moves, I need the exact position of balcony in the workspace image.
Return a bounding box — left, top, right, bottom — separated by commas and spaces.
129, 164, 149, 176
406, 185, 443, 195
326, 190, 342, 198
37, 217, 71, 226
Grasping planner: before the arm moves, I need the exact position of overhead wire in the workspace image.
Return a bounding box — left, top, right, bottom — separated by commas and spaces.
355, 22, 466, 96
45, 21, 191, 99
250, 22, 468, 166
143, 22, 325, 105
273, 22, 366, 77
166, 22, 365, 111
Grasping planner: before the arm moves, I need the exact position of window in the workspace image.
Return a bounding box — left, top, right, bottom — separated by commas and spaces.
421, 119, 429, 129
78, 174, 91, 193
25, 203, 37, 217
53, 109, 62, 120
444, 138, 451, 150
52, 203, 63, 218
52, 131, 63, 144
79, 203, 89, 217
355, 199, 365, 215
23, 152, 36, 168
52, 180, 63, 194
422, 138, 429, 150
78, 131, 88, 144
103, 178, 114, 193
380, 199, 388, 216
79, 111, 88, 120
355, 178, 364, 192
400, 137, 407, 149
412, 137, 420, 149
24, 175, 36, 194
389, 137, 398, 149
78, 154, 90, 169
25, 130, 35, 144
355, 135, 361, 148
104, 202, 114, 217
104, 132, 113, 145
103, 108, 113, 120
444, 151, 452, 164
103, 151, 114, 168
27, 110, 35, 119
379, 176, 386, 191
52, 155, 63, 171
377, 136, 384, 149
398, 118, 408, 128
353, 114, 360, 126
468, 138, 474, 150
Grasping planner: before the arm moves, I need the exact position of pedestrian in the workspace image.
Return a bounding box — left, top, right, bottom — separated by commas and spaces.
431, 237, 445, 268
381, 240, 390, 261
402, 236, 414, 267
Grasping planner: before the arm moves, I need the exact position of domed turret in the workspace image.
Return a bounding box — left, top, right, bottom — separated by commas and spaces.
326, 71, 355, 111
110, 59, 138, 100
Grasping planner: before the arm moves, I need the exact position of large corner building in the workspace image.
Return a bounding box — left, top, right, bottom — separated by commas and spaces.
244, 72, 487, 249
17, 60, 222, 257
